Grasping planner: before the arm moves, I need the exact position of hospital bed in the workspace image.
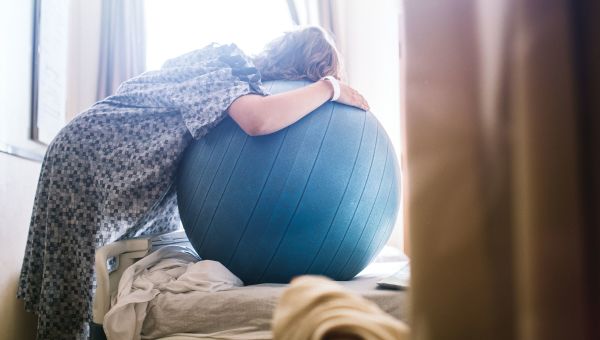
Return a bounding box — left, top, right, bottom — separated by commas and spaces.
90, 231, 407, 340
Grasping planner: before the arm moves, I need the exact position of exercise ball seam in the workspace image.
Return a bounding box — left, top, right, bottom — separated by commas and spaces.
188, 128, 239, 240
197, 135, 250, 250
322, 122, 380, 276
180, 136, 218, 221
336, 138, 389, 278
183, 133, 232, 237
341, 147, 394, 278
224, 128, 291, 267
366, 148, 401, 259
356, 161, 399, 274
256, 103, 336, 283
304, 109, 367, 274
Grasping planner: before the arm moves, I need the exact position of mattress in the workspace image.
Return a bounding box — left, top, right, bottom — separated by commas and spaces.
141, 249, 408, 339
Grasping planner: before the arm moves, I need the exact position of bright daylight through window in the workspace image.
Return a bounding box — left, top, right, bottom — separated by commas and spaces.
144, 0, 294, 71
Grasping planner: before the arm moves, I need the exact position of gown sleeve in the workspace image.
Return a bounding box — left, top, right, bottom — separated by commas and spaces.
104, 43, 269, 139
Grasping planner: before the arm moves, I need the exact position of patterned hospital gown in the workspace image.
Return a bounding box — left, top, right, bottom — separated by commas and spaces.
17, 43, 268, 339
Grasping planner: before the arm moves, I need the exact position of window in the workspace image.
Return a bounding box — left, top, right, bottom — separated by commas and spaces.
144, 0, 294, 71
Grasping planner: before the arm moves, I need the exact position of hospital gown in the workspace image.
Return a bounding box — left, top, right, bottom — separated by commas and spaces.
17, 43, 268, 339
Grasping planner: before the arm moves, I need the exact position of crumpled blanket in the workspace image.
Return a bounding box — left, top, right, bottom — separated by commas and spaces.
104, 245, 243, 340
272, 276, 409, 340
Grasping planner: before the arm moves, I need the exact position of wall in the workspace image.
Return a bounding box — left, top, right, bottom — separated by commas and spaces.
0, 0, 42, 338
0, 154, 40, 340
337, 0, 404, 250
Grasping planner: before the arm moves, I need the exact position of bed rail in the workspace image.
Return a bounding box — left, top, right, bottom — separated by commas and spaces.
92, 238, 151, 324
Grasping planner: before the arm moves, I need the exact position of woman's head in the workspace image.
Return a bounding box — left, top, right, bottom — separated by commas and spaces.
253, 26, 342, 82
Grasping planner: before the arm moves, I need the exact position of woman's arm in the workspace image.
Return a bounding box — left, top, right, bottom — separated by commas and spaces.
228, 79, 369, 136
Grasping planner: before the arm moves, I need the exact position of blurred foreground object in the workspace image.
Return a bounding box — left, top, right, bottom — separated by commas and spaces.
272, 275, 408, 340
403, 0, 600, 339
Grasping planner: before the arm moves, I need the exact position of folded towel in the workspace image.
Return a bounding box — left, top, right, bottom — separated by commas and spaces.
272, 276, 409, 340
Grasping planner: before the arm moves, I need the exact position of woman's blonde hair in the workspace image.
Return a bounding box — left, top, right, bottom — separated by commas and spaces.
252, 26, 342, 82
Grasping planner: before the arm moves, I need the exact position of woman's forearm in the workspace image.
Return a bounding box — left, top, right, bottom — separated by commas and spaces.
227, 80, 333, 136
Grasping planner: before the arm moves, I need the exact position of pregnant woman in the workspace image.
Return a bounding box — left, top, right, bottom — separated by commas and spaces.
18, 26, 369, 339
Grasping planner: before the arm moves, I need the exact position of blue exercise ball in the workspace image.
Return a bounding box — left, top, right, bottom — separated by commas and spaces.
177, 80, 400, 284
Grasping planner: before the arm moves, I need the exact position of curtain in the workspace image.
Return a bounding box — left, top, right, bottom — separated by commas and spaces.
97, 0, 146, 100
402, 0, 599, 339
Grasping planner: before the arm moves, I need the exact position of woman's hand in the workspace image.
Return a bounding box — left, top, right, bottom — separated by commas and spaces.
328, 80, 370, 111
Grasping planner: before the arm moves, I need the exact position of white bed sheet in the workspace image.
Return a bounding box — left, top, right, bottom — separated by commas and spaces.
141, 248, 408, 339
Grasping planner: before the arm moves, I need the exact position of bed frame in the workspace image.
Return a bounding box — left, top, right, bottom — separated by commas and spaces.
90, 231, 189, 340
